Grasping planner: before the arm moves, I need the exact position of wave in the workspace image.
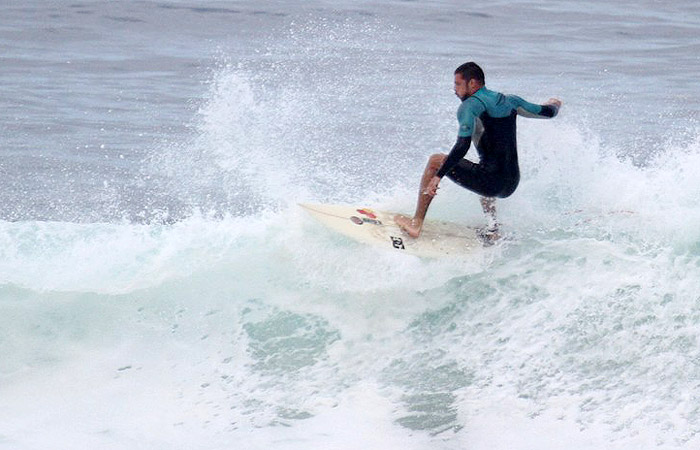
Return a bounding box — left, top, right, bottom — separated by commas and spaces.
3, 18, 700, 449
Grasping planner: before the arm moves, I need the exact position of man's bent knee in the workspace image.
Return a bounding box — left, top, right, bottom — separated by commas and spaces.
428, 153, 447, 170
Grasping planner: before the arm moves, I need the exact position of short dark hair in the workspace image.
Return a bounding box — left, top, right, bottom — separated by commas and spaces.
454, 62, 485, 85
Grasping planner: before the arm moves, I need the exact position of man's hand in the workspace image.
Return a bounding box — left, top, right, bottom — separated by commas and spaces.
424, 176, 441, 197
547, 98, 562, 108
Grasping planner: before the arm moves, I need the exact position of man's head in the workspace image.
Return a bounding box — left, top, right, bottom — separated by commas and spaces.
454, 62, 485, 101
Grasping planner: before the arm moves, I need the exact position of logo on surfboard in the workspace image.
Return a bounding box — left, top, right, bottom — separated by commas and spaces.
357, 208, 377, 219
350, 216, 383, 226
390, 236, 405, 250
350, 208, 382, 226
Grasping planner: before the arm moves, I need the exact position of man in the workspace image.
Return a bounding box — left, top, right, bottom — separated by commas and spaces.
395, 62, 562, 240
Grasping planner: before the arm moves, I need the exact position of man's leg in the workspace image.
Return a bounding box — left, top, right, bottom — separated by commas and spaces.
480, 197, 497, 229
395, 153, 446, 238
479, 196, 500, 241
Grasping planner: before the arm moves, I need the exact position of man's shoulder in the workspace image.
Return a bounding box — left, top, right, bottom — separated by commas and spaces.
458, 96, 487, 115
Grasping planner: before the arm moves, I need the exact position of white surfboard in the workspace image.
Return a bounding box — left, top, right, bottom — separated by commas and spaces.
300, 203, 484, 258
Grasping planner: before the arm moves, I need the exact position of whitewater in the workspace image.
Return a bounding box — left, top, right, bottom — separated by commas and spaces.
1, 1, 699, 449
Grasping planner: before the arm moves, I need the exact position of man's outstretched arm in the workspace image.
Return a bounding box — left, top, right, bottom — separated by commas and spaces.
512, 96, 562, 119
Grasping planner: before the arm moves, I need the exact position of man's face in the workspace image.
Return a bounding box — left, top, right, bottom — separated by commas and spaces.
454, 73, 469, 100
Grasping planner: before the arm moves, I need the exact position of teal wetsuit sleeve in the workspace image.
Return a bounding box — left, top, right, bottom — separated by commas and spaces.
457, 97, 485, 137
435, 98, 484, 178
509, 95, 558, 118
436, 136, 471, 178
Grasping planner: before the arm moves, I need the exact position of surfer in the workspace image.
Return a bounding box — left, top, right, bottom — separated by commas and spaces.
395, 62, 562, 240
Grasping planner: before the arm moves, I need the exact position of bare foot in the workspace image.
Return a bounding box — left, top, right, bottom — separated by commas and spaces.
477, 227, 501, 246
394, 214, 422, 238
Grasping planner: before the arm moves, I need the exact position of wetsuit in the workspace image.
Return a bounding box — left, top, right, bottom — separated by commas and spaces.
436, 87, 559, 198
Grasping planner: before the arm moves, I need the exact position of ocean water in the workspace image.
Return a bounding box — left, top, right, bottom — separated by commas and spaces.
1, 1, 700, 449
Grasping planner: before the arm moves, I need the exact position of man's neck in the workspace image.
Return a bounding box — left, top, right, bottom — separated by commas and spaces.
463, 85, 485, 101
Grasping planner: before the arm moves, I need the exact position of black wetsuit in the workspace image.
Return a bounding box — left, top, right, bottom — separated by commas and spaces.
436, 87, 559, 198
